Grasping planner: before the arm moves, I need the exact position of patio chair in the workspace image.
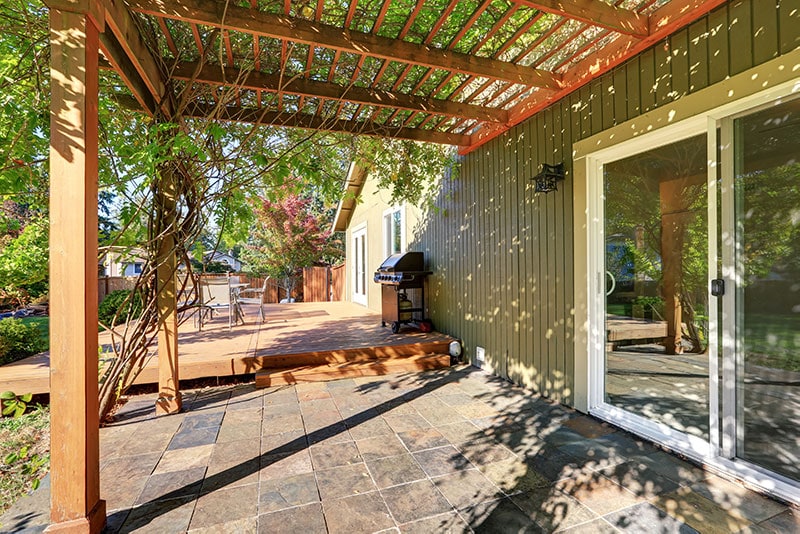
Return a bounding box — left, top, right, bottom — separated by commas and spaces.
198, 276, 233, 329
236, 276, 269, 322
177, 272, 203, 329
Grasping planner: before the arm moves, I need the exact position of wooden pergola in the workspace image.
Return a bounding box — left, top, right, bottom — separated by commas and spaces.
44, 0, 724, 531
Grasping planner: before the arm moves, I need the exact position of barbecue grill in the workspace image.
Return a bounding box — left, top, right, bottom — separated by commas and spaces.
374, 251, 432, 333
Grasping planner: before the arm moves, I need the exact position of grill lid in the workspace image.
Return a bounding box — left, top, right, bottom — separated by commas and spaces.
377, 251, 425, 272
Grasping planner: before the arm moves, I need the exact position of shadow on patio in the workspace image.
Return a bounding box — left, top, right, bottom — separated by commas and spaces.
2, 364, 795, 533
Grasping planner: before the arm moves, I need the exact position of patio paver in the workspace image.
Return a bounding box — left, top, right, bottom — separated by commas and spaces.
1, 365, 795, 533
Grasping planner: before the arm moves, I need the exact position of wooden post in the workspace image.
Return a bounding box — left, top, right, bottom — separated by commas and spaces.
659, 173, 706, 355
46, 5, 106, 533
661, 210, 686, 355
660, 178, 690, 356
155, 166, 181, 414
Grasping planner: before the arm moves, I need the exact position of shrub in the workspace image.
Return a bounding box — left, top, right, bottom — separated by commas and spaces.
0, 318, 47, 365
98, 289, 143, 327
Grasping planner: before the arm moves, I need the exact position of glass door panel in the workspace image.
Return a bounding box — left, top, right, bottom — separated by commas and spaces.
604, 133, 710, 439
352, 228, 367, 306
733, 99, 800, 480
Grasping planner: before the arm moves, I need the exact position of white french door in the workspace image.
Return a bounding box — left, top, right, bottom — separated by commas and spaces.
352, 226, 367, 306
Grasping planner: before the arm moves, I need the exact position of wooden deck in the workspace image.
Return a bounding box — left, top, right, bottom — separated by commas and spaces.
0, 302, 454, 395
606, 315, 668, 343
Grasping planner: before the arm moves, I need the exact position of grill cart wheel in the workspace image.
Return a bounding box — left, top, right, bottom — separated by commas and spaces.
391, 321, 400, 334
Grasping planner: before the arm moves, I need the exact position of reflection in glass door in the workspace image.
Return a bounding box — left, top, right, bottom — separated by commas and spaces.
730, 99, 800, 481
604, 134, 709, 439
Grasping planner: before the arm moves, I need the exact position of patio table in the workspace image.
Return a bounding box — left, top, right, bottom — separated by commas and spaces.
229, 282, 250, 326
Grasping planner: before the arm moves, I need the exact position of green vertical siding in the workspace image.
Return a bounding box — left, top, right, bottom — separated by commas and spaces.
412, 0, 798, 407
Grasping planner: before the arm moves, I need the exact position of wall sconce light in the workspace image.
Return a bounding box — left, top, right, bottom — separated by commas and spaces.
531, 163, 565, 193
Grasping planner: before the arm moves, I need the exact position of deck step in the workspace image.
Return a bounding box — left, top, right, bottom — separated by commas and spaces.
255, 353, 451, 387
245, 339, 452, 369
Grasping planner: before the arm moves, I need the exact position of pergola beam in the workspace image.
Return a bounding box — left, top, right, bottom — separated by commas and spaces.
183, 103, 472, 146
169, 61, 510, 123
99, 30, 157, 115
127, 0, 563, 90
510, 0, 649, 38
103, 0, 170, 116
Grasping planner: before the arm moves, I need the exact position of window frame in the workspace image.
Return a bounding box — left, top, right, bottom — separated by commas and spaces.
382, 204, 406, 258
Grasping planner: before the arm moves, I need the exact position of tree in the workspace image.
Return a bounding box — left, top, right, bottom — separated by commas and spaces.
243, 189, 341, 299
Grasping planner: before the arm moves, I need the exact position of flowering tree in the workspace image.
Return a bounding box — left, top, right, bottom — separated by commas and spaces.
243, 191, 340, 299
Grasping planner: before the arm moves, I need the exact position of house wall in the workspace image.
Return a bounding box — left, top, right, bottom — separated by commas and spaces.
344, 173, 425, 313
413, 0, 800, 407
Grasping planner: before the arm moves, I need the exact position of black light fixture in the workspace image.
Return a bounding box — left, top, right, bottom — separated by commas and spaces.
531, 162, 565, 193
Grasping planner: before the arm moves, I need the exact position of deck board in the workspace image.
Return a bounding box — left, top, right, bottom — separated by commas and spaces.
0, 302, 454, 394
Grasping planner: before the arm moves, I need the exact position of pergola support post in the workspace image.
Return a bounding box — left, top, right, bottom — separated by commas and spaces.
46, 5, 106, 533
155, 165, 181, 414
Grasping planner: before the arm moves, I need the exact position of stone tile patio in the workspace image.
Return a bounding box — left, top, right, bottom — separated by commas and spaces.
2, 365, 797, 533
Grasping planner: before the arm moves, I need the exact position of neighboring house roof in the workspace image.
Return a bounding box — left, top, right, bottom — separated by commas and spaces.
204, 251, 238, 262
332, 162, 368, 232
98, 245, 147, 263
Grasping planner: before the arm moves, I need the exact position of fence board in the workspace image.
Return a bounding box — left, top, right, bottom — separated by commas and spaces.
331, 264, 345, 301
97, 276, 136, 303
303, 267, 330, 302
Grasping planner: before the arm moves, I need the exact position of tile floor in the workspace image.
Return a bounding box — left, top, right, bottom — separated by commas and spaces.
2, 365, 797, 533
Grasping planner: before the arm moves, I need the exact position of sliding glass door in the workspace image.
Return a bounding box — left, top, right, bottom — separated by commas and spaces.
589, 93, 800, 496
726, 98, 800, 481
603, 133, 710, 440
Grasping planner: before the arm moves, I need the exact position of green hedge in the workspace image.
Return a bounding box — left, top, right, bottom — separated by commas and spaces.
0, 318, 47, 365
98, 289, 143, 327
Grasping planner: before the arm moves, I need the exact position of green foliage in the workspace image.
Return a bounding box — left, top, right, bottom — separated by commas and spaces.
737, 163, 800, 284
98, 289, 143, 328
355, 138, 458, 207
0, 403, 49, 513
19, 316, 47, 346
0, 391, 32, 418
0, 216, 48, 294
0, 1, 50, 212
3, 444, 46, 491
191, 258, 232, 273
745, 313, 800, 372
0, 318, 46, 365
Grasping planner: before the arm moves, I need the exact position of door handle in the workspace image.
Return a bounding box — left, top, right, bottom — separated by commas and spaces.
711, 278, 725, 297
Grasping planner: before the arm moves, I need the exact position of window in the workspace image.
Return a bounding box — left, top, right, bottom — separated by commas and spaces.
383, 206, 405, 257
123, 262, 143, 276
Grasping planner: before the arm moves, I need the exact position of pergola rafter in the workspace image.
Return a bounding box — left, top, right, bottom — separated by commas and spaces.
182, 101, 473, 145
510, 0, 648, 37
168, 61, 509, 123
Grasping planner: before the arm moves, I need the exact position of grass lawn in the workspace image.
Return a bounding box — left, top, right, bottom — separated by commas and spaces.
0, 405, 49, 517
745, 313, 800, 372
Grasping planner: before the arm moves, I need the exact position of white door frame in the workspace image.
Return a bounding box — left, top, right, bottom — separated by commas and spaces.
352, 224, 367, 306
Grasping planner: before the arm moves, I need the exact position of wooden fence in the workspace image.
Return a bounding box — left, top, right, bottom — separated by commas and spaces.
302, 264, 345, 302
99, 265, 345, 304
98, 276, 137, 303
